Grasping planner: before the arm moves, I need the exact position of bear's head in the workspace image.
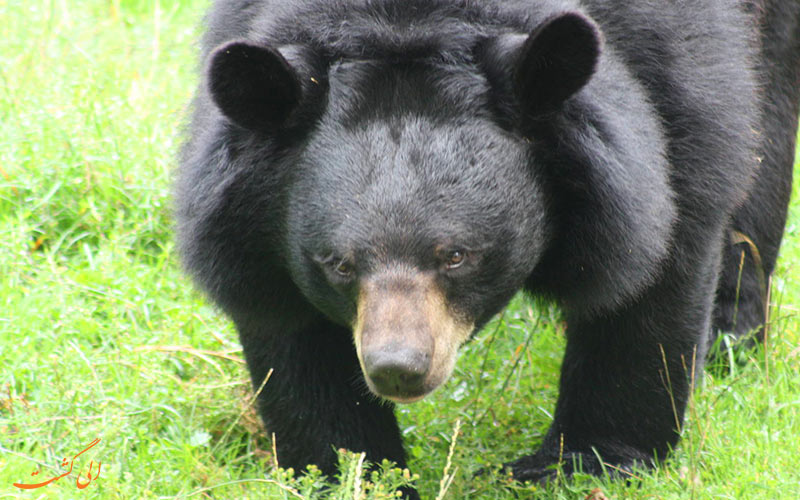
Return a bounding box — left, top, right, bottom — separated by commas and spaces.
202, 11, 674, 403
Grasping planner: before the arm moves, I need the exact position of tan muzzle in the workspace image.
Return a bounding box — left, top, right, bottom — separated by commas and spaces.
352, 269, 473, 403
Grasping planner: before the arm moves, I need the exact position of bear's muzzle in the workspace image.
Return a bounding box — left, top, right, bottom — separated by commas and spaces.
352, 267, 473, 403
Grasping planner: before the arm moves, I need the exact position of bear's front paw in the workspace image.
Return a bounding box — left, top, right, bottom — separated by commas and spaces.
504, 450, 636, 484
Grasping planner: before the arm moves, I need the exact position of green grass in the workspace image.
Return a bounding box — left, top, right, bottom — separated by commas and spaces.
1, 1, 799, 498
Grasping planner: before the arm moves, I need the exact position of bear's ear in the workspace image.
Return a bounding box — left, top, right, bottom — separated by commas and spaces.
207, 41, 302, 131
513, 12, 602, 117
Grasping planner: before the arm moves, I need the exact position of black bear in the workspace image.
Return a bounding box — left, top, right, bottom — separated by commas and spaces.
176, 0, 800, 494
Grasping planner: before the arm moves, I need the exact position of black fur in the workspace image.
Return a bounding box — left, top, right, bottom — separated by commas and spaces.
176, 0, 800, 494
713, 0, 800, 344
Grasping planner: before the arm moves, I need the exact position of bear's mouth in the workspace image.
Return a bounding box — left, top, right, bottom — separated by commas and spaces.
383, 393, 428, 405
351, 266, 473, 403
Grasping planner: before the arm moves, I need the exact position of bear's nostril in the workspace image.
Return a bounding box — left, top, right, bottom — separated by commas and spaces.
363, 346, 431, 397
371, 364, 424, 390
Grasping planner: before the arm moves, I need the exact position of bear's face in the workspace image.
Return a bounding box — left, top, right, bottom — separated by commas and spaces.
282, 61, 550, 402
202, 12, 609, 402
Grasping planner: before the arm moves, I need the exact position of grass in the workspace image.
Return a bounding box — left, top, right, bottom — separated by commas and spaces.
1, 1, 799, 498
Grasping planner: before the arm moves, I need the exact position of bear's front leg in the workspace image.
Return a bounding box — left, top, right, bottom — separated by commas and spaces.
235, 314, 417, 498
511, 256, 719, 483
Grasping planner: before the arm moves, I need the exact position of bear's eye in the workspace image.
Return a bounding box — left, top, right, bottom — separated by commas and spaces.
333, 258, 354, 277
445, 250, 466, 270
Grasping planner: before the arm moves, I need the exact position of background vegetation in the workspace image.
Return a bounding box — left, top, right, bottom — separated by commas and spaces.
1, 1, 798, 498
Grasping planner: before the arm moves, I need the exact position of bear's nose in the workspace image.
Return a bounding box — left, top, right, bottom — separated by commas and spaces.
363, 344, 431, 399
